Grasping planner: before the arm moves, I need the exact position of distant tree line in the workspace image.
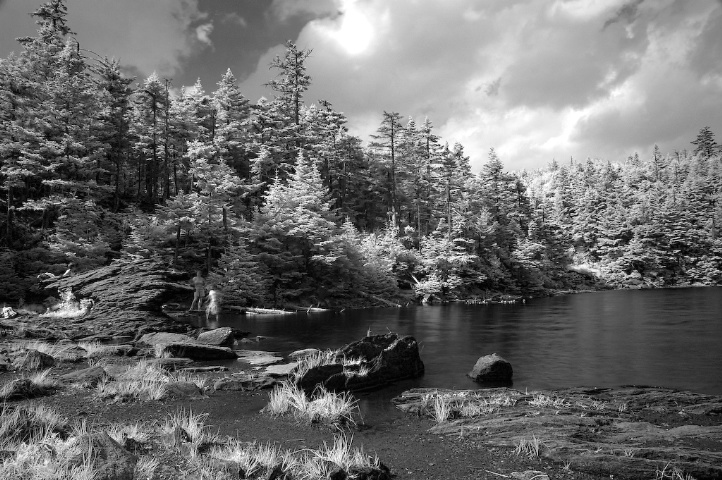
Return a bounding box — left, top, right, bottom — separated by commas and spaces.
1, 0, 721, 306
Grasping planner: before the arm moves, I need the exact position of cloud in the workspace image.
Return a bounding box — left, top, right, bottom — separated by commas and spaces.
222, 12, 247, 28
196, 22, 214, 47
240, 0, 722, 171
270, 0, 338, 22
66, 0, 211, 79
603, 0, 645, 30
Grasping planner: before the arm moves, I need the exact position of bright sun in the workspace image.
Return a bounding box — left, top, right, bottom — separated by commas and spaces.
331, 3, 374, 55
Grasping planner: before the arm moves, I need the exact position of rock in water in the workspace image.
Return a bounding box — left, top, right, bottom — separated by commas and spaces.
468, 353, 513, 383
296, 333, 425, 393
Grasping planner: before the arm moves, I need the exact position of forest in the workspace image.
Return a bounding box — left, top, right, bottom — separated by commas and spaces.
1, 0, 721, 308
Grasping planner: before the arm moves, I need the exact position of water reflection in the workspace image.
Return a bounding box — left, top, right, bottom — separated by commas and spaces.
200, 287, 722, 395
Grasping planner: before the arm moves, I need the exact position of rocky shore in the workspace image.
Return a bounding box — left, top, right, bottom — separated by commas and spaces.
1, 261, 720, 479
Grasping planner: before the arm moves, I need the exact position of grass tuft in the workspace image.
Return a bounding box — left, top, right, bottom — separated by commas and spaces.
514, 435, 542, 459
263, 381, 359, 428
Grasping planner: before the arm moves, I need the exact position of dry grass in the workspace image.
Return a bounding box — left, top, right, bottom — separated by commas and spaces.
0, 369, 60, 401
23, 341, 79, 362
655, 462, 697, 480
209, 435, 378, 480
290, 349, 339, 381
421, 390, 520, 423
528, 392, 572, 409
95, 360, 210, 402
514, 435, 543, 459
0, 402, 386, 480
263, 381, 359, 428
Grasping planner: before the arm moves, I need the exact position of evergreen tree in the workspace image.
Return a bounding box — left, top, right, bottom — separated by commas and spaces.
691, 126, 718, 159
370, 111, 404, 226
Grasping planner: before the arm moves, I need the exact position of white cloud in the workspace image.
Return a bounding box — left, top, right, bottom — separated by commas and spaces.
196, 22, 214, 47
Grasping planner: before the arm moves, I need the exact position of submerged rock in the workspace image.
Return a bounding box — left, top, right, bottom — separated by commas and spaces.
468, 353, 513, 384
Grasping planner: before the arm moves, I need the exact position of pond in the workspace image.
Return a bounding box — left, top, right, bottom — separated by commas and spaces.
197, 287, 722, 400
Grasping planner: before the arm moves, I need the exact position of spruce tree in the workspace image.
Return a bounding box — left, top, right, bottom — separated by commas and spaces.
691, 126, 718, 159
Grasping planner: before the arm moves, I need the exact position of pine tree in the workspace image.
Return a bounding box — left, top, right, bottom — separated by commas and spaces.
94, 57, 134, 211
131, 72, 168, 207
264, 41, 313, 171
213, 69, 251, 177
691, 126, 718, 159
370, 111, 404, 226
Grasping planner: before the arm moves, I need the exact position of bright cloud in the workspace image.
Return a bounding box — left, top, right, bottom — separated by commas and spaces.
196, 22, 214, 47
241, 0, 722, 172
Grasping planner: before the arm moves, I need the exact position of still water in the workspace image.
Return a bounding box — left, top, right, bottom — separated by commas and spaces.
204, 287, 722, 396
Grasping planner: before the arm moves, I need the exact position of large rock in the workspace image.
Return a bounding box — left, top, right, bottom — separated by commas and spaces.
296, 333, 424, 393
137, 332, 194, 346
197, 327, 234, 347
158, 342, 237, 360
468, 353, 513, 384
13, 349, 55, 371
45, 259, 193, 338
71, 432, 137, 480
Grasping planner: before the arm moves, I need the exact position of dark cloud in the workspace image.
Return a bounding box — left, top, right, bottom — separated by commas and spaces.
603, 0, 645, 30
688, 4, 722, 79
502, 12, 649, 110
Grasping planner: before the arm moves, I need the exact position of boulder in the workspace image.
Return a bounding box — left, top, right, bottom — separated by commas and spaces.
71, 432, 137, 480
13, 349, 56, 371
296, 333, 424, 393
60, 365, 107, 386
468, 353, 513, 384
197, 327, 234, 347
158, 342, 237, 360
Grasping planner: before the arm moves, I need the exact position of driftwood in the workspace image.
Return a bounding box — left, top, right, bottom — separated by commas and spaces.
245, 307, 295, 315
360, 292, 401, 308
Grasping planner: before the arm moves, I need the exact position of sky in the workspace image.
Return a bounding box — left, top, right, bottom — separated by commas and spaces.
1, 0, 721, 173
